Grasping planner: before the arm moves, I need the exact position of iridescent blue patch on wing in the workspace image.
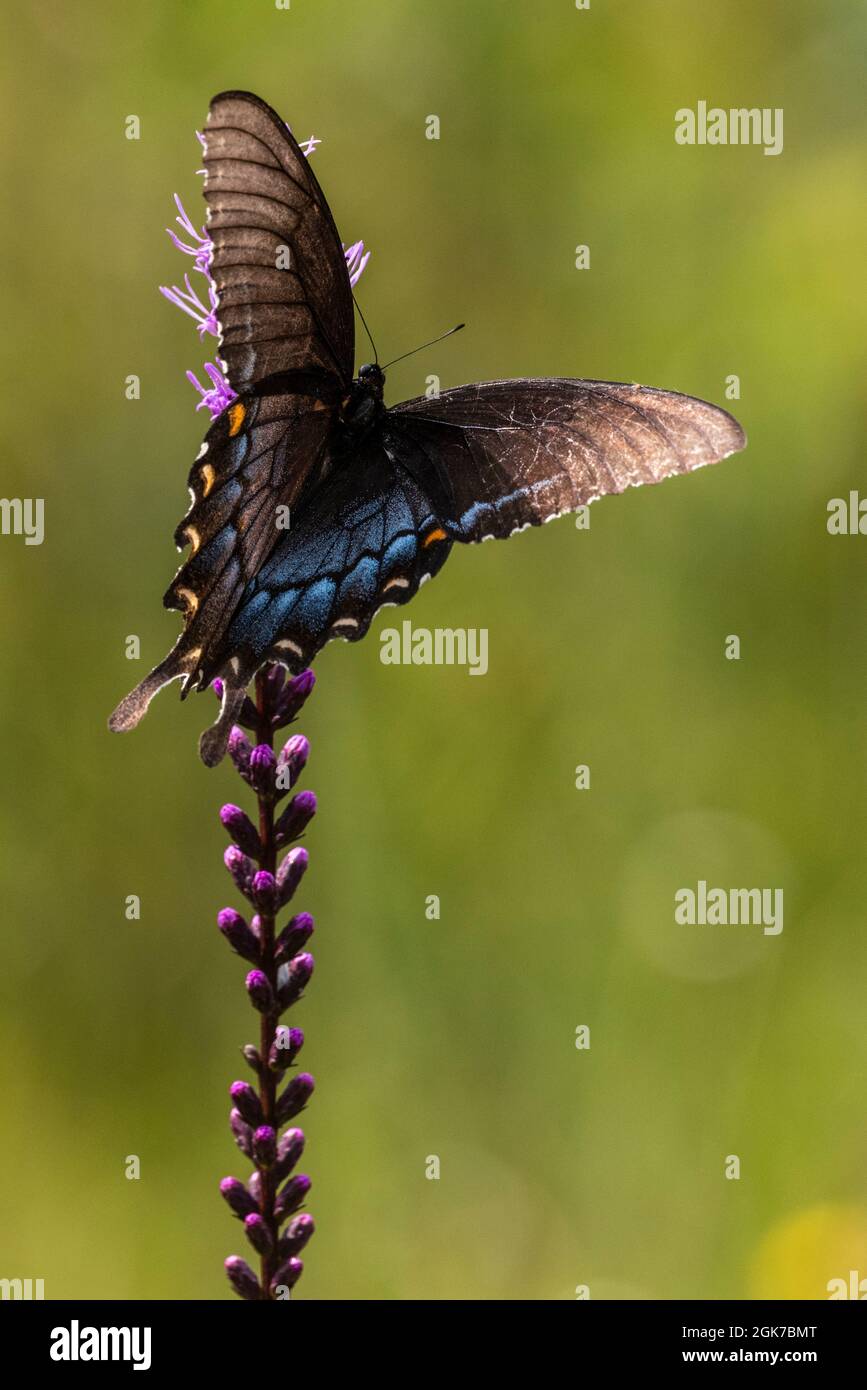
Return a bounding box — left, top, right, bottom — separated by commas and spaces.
336, 554, 379, 607
292, 577, 337, 638
266, 587, 303, 629
344, 493, 387, 527
455, 480, 551, 536
381, 531, 417, 576
353, 508, 385, 557
226, 432, 250, 471
223, 588, 273, 646
384, 489, 414, 533
258, 527, 350, 588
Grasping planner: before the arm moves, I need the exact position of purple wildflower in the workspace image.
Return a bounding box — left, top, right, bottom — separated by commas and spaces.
163, 129, 369, 420
159, 272, 219, 338
165, 193, 212, 275
186, 362, 237, 418
344, 239, 370, 287
219, 666, 317, 1300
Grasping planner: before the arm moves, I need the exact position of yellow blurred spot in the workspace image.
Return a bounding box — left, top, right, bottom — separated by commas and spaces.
228, 402, 246, 436
200, 464, 215, 497
750, 1205, 867, 1300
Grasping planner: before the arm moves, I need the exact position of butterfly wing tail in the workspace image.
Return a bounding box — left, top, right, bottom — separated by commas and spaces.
108, 655, 188, 733
107, 634, 204, 733
109, 639, 250, 770
198, 679, 248, 768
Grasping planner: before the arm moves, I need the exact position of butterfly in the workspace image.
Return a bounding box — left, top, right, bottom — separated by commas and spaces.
110, 90, 746, 766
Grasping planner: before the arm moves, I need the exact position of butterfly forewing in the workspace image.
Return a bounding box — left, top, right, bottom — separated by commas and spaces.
204, 91, 355, 389
389, 379, 746, 543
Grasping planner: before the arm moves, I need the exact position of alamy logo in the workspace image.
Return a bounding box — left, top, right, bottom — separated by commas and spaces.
380, 621, 488, 675
674, 880, 783, 935
827, 1270, 867, 1299
0, 497, 44, 545
827, 493, 867, 535
675, 102, 783, 156
50, 1320, 152, 1371
0, 1276, 44, 1299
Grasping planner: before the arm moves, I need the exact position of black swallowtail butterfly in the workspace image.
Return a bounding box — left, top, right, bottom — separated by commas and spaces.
110, 90, 745, 764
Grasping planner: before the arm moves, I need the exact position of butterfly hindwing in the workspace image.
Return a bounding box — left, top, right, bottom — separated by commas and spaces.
204, 90, 355, 390
108, 386, 338, 746
389, 378, 746, 543
213, 438, 451, 678
170, 380, 340, 631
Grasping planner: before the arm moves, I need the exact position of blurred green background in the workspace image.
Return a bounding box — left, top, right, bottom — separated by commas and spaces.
1, 0, 866, 1301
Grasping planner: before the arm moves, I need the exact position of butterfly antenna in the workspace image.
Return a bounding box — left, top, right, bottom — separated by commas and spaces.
352, 293, 379, 365
382, 323, 465, 371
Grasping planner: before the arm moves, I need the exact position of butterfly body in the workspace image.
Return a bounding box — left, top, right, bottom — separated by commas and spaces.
109, 91, 746, 764
341, 363, 387, 439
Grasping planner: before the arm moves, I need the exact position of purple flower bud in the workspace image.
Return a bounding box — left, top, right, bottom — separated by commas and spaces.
227, 725, 252, 778
212, 661, 319, 1294
275, 735, 309, 795
244, 1211, 274, 1257
219, 1176, 258, 1220
245, 969, 275, 1014
224, 845, 255, 900
220, 804, 262, 859
277, 952, 314, 1010
230, 1108, 254, 1159
276, 846, 309, 907
252, 1124, 277, 1167
273, 1171, 311, 1218
275, 913, 315, 964
264, 663, 286, 702
269, 1257, 303, 1297
230, 1080, 263, 1128
278, 1212, 315, 1258
276, 1072, 315, 1124
272, 669, 316, 728
225, 1254, 262, 1301
248, 742, 277, 796
217, 907, 260, 963
251, 870, 279, 916
269, 1026, 304, 1072
274, 1129, 306, 1185
274, 790, 317, 847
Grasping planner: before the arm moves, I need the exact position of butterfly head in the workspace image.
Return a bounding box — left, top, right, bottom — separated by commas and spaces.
357, 362, 385, 396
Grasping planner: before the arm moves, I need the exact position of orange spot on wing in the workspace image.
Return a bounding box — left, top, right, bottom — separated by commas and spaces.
176, 586, 199, 616
227, 402, 246, 437
200, 463, 216, 497
423, 527, 447, 548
